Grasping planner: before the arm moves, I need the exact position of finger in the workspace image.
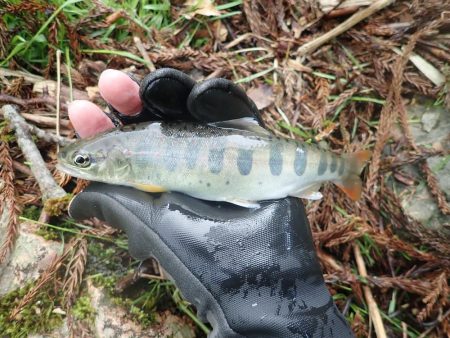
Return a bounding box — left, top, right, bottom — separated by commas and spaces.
68, 100, 114, 138
139, 68, 196, 120
187, 78, 264, 125
98, 69, 143, 116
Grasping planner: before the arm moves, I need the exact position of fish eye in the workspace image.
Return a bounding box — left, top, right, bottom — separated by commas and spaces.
73, 153, 91, 168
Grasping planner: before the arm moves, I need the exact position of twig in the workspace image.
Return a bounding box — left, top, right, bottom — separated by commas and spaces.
133, 36, 155, 71
0, 68, 44, 83
353, 244, 387, 338
12, 160, 33, 176
24, 122, 74, 146
56, 50, 62, 152
0, 93, 67, 110
297, 0, 395, 56
2, 105, 66, 201
0, 108, 71, 128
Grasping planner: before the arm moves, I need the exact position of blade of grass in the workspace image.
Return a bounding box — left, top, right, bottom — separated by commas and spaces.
81, 49, 150, 67
0, 0, 82, 67
64, 47, 73, 102
171, 288, 211, 335
312, 71, 336, 80
216, 0, 242, 10
234, 66, 276, 84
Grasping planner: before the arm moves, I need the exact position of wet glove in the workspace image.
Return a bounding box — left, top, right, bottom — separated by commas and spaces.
69, 68, 354, 338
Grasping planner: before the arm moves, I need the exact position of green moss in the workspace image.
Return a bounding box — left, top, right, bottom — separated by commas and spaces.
0, 282, 64, 337
21, 206, 41, 221
43, 194, 73, 216
72, 295, 96, 322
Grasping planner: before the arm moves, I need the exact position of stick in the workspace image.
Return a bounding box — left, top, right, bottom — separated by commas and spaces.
133, 36, 155, 71
0, 94, 67, 110
56, 50, 62, 152
2, 105, 66, 201
0, 109, 71, 128
297, 0, 395, 56
353, 244, 387, 338
23, 122, 73, 146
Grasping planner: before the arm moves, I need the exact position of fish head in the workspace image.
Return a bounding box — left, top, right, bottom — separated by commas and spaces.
57, 134, 132, 183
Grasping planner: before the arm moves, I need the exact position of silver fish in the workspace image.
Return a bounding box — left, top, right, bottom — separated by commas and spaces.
57, 118, 371, 207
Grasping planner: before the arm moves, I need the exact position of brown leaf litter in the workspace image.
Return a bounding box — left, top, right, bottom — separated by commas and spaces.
0, 0, 449, 336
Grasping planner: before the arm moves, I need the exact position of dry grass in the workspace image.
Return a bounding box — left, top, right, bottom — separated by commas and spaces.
0, 0, 449, 336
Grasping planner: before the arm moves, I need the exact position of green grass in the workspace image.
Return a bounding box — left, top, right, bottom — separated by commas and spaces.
1, 0, 244, 71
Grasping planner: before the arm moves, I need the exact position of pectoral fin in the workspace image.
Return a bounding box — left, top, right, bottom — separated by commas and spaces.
134, 183, 167, 193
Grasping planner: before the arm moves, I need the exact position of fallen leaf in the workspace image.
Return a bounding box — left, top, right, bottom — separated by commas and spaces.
52, 307, 66, 315
86, 86, 100, 101
246, 84, 274, 110
183, 0, 221, 19
212, 20, 227, 42
392, 47, 445, 86
105, 11, 123, 25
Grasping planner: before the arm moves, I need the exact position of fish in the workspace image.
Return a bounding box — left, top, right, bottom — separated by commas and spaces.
57, 118, 371, 208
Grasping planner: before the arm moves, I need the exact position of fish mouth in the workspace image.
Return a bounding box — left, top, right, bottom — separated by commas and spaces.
55, 162, 94, 181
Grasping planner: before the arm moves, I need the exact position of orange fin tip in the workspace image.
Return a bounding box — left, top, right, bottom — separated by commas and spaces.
335, 176, 362, 201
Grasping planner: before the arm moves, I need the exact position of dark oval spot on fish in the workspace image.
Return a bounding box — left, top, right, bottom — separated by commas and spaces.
237, 149, 253, 176
269, 143, 283, 176
338, 158, 346, 176
185, 139, 201, 169
208, 148, 225, 174
165, 141, 179, 172
318, 151, 327, 175
294, 146, 307, 176
330, 155, 338, 173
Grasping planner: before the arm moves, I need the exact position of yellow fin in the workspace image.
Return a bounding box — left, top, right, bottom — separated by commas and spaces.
134, 183, 167, 193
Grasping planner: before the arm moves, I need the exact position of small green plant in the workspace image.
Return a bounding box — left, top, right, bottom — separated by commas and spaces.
72, 295, 96, 321
0, 282, 64, 336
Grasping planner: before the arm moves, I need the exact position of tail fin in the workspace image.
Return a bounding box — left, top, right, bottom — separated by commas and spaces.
334, 150, 371, 201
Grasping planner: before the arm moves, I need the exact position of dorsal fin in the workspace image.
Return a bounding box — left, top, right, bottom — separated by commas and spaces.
209, 117, 270, 136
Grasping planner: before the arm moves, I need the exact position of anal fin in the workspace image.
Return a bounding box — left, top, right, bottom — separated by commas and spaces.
334, 175, 362, 201
290, 184, 323, 200
226, 199, 260, 208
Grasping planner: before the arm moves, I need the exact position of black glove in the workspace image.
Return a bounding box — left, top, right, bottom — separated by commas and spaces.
69, 69, 354, 338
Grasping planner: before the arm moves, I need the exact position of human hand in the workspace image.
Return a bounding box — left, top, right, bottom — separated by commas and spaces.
67, 69, 354, 338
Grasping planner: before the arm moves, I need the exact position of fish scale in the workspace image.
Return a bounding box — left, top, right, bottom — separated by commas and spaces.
57, 119, 371, 207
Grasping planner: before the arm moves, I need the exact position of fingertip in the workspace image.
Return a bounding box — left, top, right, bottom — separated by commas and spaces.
99, 69, 142, 116
68, 100, 114, 138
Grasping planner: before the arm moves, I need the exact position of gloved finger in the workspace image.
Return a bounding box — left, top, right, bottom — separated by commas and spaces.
187, 78, 264, 125
138, 68, 196, 121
